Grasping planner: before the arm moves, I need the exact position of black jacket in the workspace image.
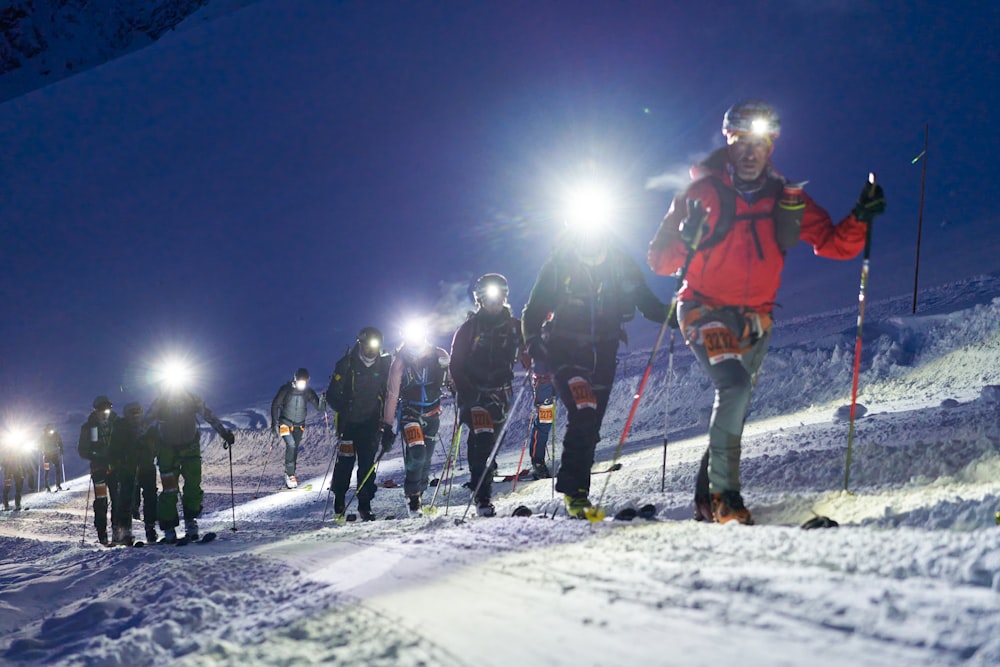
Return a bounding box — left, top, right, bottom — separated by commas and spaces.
328, 346, 391, 428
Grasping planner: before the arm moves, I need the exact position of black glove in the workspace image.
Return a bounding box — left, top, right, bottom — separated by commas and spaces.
380, 425, 395, 452
679, 199, 709, 251
272, 425, 281, 439
526, 336, 549, 364
222, 430, 235, 446
852, 181, 886, 224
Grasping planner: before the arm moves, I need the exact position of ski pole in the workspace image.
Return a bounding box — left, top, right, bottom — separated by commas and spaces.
253, 435, 279, 499
318, 412, 339, 498
660, 329, 676, 493
80, 477, 92, 545
428, 409, 461, 513
327, 448, 385, 523
459, 373, 531, 523
844, 173, 877, 492
587, 232, 702, 522
60, 456, 66, 489
224, 436, 237, 532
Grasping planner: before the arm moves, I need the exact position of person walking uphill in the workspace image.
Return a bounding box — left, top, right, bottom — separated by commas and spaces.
41, 424, 64, 492
647, 99, 885, 525
522, 225, 668, 518
270, 368, 326, 489
142, 388, 235, 543
107, 402, 154, 546
328, 327, 392, 520
451, 273, 526, 517
384, 327, 450, 518
78, 395, 118, 544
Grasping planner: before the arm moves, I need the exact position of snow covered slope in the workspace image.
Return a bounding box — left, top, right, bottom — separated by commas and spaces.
1, 274, 999, 665
0, 0, 256, 102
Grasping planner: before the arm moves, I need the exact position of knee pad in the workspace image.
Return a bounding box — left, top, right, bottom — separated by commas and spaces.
93, 482, 108, 498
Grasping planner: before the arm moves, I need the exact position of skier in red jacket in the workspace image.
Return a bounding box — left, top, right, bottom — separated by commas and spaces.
647, 99, 886, 524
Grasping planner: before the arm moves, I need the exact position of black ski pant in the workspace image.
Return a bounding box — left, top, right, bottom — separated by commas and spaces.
43, 451, 63, 488
2, 468, 26, 508
89, 462, 110, 539
461, 388, 512, 503
109, 467, 136, 534
133, 463, 158, 528
331, 419, 380, 503
550, 339, 617, 497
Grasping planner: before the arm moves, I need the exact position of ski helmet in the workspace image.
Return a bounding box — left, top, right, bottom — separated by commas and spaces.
92, 395, 112, 411
357, 326, 383, 354
473, 273, 509, 307
722, 99, 781, 140
294, 368, 310, 381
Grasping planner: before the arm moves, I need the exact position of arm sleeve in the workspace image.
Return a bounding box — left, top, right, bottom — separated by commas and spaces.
307, 388, 323, 412
647, 193, 689, 276
521, 260, 559, 342
799, 194, 867, 259
77, 423, 92, 460
196, 397, 229, 437
449, 322, 474, 399
270, 386, 286, 427
623, 255, 669, 323
382, 357, 403, 426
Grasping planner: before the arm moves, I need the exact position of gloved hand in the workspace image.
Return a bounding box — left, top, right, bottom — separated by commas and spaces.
679, 199, 709, 251
852, 181, 886, 223
272, 424, 281, 439
222, 430, 236, 446
380, 425, 395, 453
525, 336, 548, 364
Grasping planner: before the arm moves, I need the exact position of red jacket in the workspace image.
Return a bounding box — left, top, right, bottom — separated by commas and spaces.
647, 149, 867, 313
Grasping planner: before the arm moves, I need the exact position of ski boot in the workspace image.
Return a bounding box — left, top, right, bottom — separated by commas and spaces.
185, 518, 200, 541
407, 495, 423, 518
111, 526, 124, 546
476, 497, 496, 518
46, 485, 52, 493
531, 461, 552, 480
162, 526, 177, 544
145, 524, 158, 544
711, 491, 753, 525
564, 492, 593, 519
694, 493, 715, 522
98, 528, 109, 546
358, 499, 376, 522
334, 494, 346, 516
284, 474, 298, 489
56, 484, 63, 491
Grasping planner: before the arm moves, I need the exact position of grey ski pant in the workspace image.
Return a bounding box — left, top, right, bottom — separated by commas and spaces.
680, 304, 771, 493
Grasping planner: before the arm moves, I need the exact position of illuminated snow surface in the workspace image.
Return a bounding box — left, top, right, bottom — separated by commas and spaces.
2, 275, 1000, 666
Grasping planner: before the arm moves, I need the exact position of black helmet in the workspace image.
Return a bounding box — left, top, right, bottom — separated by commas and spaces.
473, 273, 509, 307
357, 326, 383, 355
92, 395, 112, 411
294, 368, 310, 381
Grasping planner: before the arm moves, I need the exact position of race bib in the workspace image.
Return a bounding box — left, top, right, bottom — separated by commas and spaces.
279, 424, 292, 436
538, 403, 555, 424
568, 376, 597, 411
471, 407, 494, 434
699, 322, 741, 365
403, 422, 425, 446
338, 440, 355, 456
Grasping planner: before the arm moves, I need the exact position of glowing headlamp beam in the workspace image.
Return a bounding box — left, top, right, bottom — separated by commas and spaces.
564, 183, 615, 233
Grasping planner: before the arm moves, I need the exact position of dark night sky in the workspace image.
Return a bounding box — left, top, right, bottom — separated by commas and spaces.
1, 0, 997, 424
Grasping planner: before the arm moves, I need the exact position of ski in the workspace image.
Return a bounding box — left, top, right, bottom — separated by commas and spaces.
493, 468, 531, 483
277, 484, 314, 492
176, 532, 217, 546
512, 503, 657, 522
